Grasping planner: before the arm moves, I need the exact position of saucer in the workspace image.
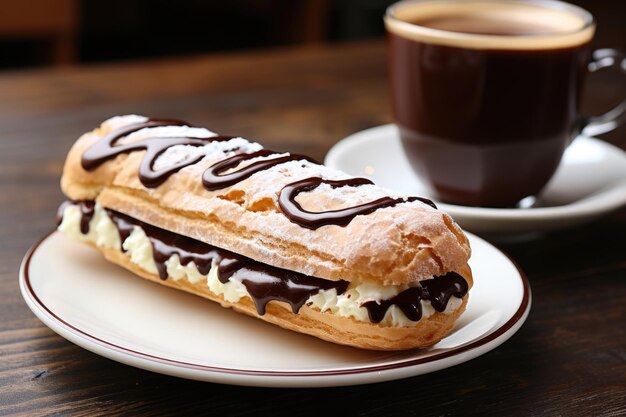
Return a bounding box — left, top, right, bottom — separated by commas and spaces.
325, 124, 626, 235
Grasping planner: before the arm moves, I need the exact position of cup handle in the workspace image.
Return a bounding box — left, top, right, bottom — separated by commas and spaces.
580, 48, 626, 137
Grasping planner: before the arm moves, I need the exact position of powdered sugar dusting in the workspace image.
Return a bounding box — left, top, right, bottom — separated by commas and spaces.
217, 152, 290, 176
153, 138, 263, 171
101, 115, 148, 132
100, 115, 436, 211
100, 116, 434, 211
236, 159, 436, 212
86, 115, 467, 284
118, 126, 217, 145
239, 160, 349, 202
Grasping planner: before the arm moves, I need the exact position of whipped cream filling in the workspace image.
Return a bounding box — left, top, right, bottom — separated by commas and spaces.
58, 203, 462, 327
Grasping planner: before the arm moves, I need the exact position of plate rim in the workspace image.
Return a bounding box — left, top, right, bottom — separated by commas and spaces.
20, 230, 531, 383
325, 123, 626, 220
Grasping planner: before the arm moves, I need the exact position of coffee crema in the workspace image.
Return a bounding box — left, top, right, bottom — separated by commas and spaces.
385, 0, 594, 49
411, 14, 568, 36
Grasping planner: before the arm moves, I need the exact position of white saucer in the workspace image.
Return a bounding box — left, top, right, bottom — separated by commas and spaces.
20, 232, 530, 388
325, 124, 626, 235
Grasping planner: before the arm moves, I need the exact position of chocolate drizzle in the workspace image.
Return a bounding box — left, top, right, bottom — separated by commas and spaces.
69, 118, 456, 323
421, 274, 469, 312
102, 206, 350, 315
106, 209, 225, 279
59, 201, 467, 322
202, 149, 317, 191
278, 177, 437, 230
363, 287, 424, 323
362, 272, 469, 323
103, 209, 135, 243
56, 200, 95, 234
136, 135, 234, 188
81, 118, 235, 188
221, 265, 350, 315
81, 119, 186, 170
80, 118, 438, 230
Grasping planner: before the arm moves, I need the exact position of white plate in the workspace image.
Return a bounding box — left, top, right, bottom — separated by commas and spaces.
325, 124, 626, 235
20, 231, 530, 387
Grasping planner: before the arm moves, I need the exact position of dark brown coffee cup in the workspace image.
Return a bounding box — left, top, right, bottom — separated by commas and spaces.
385, 0, 625, 207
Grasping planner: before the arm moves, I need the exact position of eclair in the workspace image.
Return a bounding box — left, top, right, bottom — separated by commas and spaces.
57, 115, 473, 350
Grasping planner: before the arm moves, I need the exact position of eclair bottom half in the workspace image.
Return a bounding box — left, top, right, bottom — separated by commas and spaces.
57, 201, 472, 351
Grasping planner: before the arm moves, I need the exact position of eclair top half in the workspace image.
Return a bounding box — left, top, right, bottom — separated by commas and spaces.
61, 115, 471, 286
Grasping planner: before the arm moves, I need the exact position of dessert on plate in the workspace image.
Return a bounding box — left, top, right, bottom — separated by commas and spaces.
57, 115, 472, 350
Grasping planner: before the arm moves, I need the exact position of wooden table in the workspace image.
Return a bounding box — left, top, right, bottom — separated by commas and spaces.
1, 40, 624, 416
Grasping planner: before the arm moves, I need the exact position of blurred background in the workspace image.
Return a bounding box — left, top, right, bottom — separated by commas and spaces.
0, 0, 624, 69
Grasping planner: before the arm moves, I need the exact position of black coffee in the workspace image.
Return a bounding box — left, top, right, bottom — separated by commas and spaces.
386, 1, 594, 207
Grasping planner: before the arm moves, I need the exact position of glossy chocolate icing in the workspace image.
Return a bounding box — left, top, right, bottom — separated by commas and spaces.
103, 208, 351, 316
278, 177, 436, 230
203, 149, 317, 191
59, 201, 467, 322
72, 119, 457, 321
56, 200, 95, 234
362, 272, 468, 323
80, 118, 437, 229
81, 119, 235, 188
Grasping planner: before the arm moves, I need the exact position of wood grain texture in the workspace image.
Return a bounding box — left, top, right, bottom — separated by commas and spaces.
0, 40, 625, 416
